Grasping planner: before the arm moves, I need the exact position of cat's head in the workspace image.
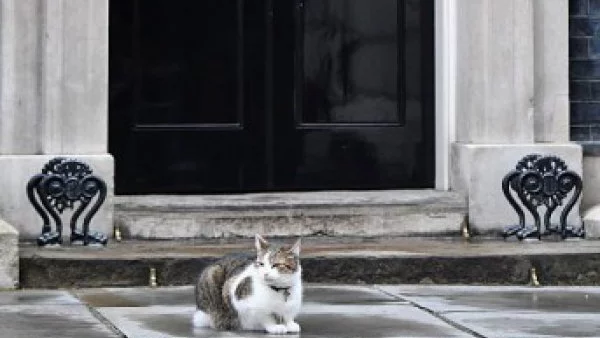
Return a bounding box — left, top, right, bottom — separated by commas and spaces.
254, 234, 301, 287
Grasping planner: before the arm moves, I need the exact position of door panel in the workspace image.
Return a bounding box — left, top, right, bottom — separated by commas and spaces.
129, 132, 246, 193
272, 0, 434, 190
135, 0, 242, 125
299, 0, 404, 124
109, 0, 266, 193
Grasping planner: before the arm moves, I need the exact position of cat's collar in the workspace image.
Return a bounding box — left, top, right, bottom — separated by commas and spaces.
269, 286, 291, 300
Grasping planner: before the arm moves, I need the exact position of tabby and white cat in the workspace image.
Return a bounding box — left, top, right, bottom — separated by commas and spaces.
193, 234, 303, 334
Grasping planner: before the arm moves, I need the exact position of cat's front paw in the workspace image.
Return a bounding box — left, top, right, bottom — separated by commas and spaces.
265, 324, 288, 335
286, 321, 301, 333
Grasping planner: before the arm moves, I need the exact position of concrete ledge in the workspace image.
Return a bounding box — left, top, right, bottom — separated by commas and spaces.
18, 237, 600, 288
0, 219, 19, 289
114, 190, 467, 239
0, 155, 114, 240
451, 143, 583, 235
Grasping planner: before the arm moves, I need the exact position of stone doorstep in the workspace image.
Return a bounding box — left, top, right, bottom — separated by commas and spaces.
18, 236, 600, 288
114, 189, 468, 239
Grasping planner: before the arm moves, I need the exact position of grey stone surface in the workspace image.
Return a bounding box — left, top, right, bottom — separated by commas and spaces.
379, 285, 600, 338
47, 0, 109, 154
0, 0, 112, 246
0, 0, 45, 155
582, 204, 600, 239
455, 0, 534, 144
0, 304, 119, 338
0, 218, 18, 289
0, 0, 108, 154
95, 286, 471, 338
75, 285, 402, 308
377, 285, 600, 313
0, 155, 114, 239
115, 190, 466, 239
5, 284, 600, 337
452, 0, 568, 143
445, 312, 600, 338
74, 284, 600, 338
301, 284, 405, 305
75, 286, 195, 307
582, 156, 600, 211
450, 143, 583, 234
19, 237, 600, 287
533, 0, 569, 143
0, 289, 80, 305
449, 0, 580, 234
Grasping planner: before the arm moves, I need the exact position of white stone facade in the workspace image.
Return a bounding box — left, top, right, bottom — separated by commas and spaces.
0, 0, 113, 243
0, 0, 597, 243
443, 0, 590, 234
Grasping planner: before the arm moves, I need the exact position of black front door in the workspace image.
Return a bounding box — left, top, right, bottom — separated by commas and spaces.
109, 0, 433, 194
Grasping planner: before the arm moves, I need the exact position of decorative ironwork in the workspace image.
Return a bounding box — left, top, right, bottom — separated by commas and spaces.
26, 157, 108, 246
502, 154, 585, 240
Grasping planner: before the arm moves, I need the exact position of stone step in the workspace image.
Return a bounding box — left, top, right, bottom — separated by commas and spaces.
19, 236, 600, 288
114, 190, 467, 239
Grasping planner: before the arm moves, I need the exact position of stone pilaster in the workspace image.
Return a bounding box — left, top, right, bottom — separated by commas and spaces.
533, 0, 570, 143
0, 0, 113, 239
450, 0, 584, 235
454, 0, 534, 144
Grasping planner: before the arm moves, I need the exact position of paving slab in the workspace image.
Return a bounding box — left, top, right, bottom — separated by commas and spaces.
97, 303, 472, 338
0, 304, 120, 338
6, 284, 600, 337
74, 284, 401, 308
74, 286, 193, 307
81, 285, 471, 338
377, 285, 600, 313
378, 285, 600, 338
444, 312, 600, 338
301, 284, 406, 305
0, 289, 81, 305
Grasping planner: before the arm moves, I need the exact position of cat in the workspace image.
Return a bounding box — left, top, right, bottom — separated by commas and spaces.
193, 234, 303, 335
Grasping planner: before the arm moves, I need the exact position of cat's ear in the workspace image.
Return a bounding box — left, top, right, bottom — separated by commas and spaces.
255, 234, 269, 252
290, 237, 301, 255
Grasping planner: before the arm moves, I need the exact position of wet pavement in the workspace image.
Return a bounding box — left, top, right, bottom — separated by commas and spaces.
2, 284, 600, 337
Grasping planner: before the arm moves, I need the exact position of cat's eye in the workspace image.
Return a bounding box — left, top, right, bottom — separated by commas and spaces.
255, 261, 264, 267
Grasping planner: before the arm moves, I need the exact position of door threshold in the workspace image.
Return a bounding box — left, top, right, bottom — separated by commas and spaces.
114, 189, 466, 239
115, 189, 464, 209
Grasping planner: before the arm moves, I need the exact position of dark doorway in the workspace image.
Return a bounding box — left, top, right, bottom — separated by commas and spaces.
109, 0, 434, 194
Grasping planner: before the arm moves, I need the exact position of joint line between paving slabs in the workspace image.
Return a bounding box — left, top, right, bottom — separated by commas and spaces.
86, 305, 128, 338
373, 286, 487, 338
71, 291, 128, 338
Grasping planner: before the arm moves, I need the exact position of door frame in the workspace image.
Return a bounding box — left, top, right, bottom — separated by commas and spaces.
434, 0, 456, 190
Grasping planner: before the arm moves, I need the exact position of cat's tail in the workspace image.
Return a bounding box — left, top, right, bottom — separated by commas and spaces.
192, 310, 213, 328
